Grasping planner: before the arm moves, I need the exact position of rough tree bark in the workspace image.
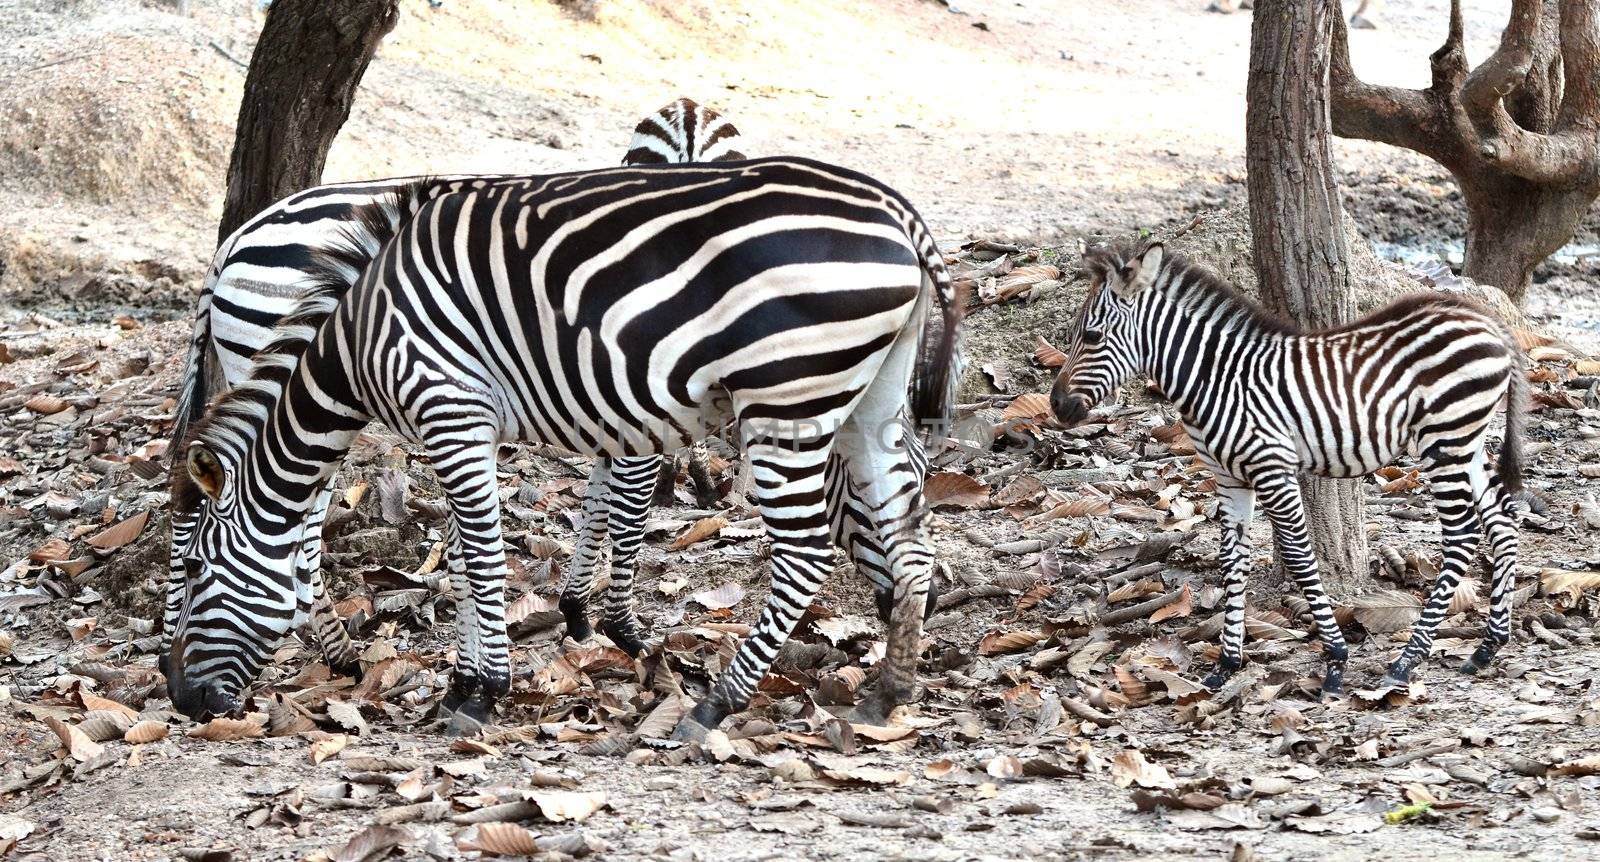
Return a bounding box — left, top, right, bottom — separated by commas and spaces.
1246, 0, 1373, 598
217, 0, 400, 243
1331, 0, 1600, 302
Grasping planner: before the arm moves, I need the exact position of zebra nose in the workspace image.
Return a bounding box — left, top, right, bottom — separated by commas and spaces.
171, 678, 237, 721
1052, 388, 1090, 427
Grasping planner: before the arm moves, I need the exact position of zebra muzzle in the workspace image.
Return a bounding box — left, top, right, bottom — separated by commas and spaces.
1051, 390, 1092, 427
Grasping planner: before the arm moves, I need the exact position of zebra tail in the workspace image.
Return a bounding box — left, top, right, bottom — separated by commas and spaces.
909, 229, 964, 438
1499, 346, 1526, 494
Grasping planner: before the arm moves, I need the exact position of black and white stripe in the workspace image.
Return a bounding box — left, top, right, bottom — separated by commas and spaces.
1051, 240, 1524, 695
168, 159, 961, 740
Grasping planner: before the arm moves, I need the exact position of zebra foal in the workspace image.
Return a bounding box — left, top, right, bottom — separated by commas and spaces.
1051, 240, 1524, 695
167, 159, 959, 740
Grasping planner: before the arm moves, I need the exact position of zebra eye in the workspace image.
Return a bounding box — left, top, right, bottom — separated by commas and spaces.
1081, 328, 1104, 346
183, 557, 202, 579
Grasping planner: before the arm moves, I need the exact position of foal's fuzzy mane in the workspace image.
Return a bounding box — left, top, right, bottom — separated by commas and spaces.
1083, 239, 1300, 335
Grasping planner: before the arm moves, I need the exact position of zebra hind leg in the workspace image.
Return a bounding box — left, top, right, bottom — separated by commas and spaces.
1462, 471, 1519, 675
1202, 484, 1256, 690
559, 457, 615, 643
430, 435, 514, 735
1379, 454, 1483, 688
597, 455, 658, 656
1258, 472, 1349, 698
671, 438, 835, 741
826, 436, 941, 623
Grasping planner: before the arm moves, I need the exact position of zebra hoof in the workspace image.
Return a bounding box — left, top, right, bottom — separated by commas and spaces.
443, 709, 486, 737
671, 699, 725, 743
598, 619, 649, 658
328, 658, 364, 681
559, 595, 593, 642
843, 695, 893, 728
1201, 663, 1237, 691
1320, 663, 1346, 701
1459, 643, 1501, 675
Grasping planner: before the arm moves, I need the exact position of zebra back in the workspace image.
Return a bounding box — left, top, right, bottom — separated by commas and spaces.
623, 97, 747, 165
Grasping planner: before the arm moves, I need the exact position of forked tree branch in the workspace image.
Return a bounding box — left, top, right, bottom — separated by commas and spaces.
1472, 0, 1599, 185
1462, 0, 1542, 121
1329, 0, 1441, 158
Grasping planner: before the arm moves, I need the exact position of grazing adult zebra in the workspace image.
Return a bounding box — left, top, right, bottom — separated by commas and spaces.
1050, 240, 1524, 695
167, 159, 960, 741
162, 99, 765, 676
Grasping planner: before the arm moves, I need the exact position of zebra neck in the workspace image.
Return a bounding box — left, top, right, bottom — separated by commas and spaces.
239, 359, 370, 530
1140, 292, 1290, 426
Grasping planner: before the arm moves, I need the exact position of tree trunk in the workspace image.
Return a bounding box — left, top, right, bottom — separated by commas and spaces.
1246, 0, 1373, 598
1461, 173, 1590, 296
217, 0, 400, 243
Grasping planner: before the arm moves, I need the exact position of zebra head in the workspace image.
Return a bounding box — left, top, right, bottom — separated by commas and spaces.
1051, 240, 1165, 426
622, 97, 747, 165
167, 438, 313, 720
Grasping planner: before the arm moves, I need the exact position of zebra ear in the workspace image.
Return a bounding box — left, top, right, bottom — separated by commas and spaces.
186, 443, 226, 501
1115, 242, 1164, 298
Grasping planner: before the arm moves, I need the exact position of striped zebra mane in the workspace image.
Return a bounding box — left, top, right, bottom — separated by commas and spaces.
1086, 239, 1300, 336
171, 179, 432, 507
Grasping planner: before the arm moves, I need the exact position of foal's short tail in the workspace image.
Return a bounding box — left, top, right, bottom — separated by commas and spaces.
1498, 347, 1526, 494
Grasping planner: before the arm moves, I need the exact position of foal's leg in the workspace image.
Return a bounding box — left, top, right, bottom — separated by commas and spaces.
1203, 482, 1257, 689
1462, 478, 1520, 674
1256, 470, 1348, 697
672, 436, 835, 741
1380, 451, 1483, 687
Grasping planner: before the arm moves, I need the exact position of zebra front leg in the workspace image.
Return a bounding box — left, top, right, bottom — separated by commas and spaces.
432, 437, 513, 735
300, 486, 361, 679
1463, 482, 1520, 674
598, 456, 658, 656
686, 440, 720, 508
559, 457, 614, 643
672, 441, 834, 741
1258, 472, 1348, 698
1203, 484, 1256, 689
1380, 457, 1482, 688
159, 507, 200, 681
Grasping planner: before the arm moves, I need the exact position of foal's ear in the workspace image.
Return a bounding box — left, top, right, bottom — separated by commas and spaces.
186, 443, 227, 501
1112, 242, 1165, 299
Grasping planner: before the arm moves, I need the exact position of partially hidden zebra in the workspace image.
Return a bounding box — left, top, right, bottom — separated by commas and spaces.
162, 99, 911, 683
167, 158, 960, 740
1050, 240, 1524, 695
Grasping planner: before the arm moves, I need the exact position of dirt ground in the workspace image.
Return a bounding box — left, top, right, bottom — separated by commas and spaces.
3, 1, 1600, 860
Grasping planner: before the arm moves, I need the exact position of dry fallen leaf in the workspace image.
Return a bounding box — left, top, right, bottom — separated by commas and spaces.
505, 592, 559, 627
978, 630, 1045, 656
1110, 749, 1176, 789
45, 716, 104, 762
923, 471, 991, 509
670, 516, 727, 550
1348, 590, 1422, 633
79, 690, 138, 722
690, 581, 745, 610
124, 720, 169, 744
331, 823, 410, 862
526, 790, 607, 822
309, 732, 348, 765
188, 716, 266, 742
23, 395, 68, 415
462, 822, 539, 856
1034, 335, 1067, 368
1149, 584, 1193, 624
86, 511, 150, 551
